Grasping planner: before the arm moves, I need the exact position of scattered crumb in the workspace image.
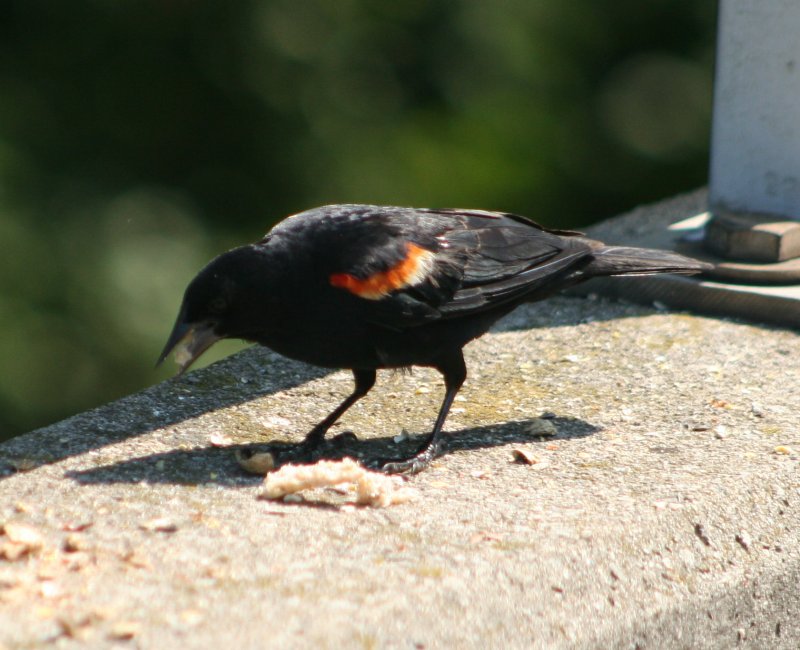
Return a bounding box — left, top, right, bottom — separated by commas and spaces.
693, 523, 711, 547
1, 522, 44, 560
63, 534, 87, 553
735, 532, 751, 552
393, 430, 410, 443
2, 522, 44, 547
773, 445, 792, 455
138, 517, 178, 533
511, 448, 539, 465
38, 580, 61, 600
208, 433, 234, 447
235, 449, 276, 475
356, 470, 415, 507
258, 458, 416, 508
260, 458, 366, 498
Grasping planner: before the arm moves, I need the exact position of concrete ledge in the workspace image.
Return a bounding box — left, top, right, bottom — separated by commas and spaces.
1, 207, 799, 648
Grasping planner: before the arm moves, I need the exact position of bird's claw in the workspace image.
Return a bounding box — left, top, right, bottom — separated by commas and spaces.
329, 431, 359, 447
380, 459, 425, 475
274, 442, 320, 466
372, 450, 438, 475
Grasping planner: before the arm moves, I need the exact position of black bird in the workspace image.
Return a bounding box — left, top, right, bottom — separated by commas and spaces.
159, 205, 710, 473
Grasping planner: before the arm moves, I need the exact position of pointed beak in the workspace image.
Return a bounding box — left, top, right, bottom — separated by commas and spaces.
157, 314, 222, 376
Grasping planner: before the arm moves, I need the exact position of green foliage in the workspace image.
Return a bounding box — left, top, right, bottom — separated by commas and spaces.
0, 1, 716, 439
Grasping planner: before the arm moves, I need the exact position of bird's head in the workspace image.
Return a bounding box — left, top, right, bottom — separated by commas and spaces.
157, 245, 273, 375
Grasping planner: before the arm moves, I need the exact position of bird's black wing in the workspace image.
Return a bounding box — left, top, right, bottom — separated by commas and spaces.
323, 207, 593, 329
423, 209, 591, 317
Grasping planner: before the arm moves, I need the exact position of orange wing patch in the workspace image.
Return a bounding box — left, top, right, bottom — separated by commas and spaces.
330, 243, 436, 300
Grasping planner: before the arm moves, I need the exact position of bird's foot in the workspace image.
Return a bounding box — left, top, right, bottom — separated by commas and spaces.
373, 445, 439, 475
274, 440, 321, 465
274, 431, 360, 466
329, 431, 359, 447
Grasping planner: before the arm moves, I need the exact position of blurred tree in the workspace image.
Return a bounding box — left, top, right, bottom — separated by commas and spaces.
0, 0, 716, 440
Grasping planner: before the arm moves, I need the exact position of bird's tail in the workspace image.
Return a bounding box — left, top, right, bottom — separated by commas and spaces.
585, 245, 712, 277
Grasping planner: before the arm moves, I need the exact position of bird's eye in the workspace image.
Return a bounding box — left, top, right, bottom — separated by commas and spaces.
209, 296, 227, 314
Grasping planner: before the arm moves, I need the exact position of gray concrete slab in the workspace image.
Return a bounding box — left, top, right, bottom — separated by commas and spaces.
1, 203, 799, 649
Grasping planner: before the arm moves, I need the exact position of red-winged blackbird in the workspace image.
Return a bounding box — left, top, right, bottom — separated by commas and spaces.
159, 205, 710, 473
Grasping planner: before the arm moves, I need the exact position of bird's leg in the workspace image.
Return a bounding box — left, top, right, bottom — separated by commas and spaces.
381, 352, 466, 474
286, 368, 376, 461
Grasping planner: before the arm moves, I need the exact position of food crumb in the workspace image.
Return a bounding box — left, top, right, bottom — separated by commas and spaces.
259, 458, 416, 508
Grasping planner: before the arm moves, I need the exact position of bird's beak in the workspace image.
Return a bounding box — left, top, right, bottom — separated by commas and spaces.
157, 314, 222, 376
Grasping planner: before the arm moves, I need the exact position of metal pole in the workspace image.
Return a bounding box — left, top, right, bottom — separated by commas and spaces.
709, 0, 800, 220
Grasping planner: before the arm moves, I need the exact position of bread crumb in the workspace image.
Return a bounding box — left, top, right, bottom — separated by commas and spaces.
259, 458, 416, 508
235, 449, 276, 474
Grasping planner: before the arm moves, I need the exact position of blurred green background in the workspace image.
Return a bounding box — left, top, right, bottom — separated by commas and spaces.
0, 1, 716, 441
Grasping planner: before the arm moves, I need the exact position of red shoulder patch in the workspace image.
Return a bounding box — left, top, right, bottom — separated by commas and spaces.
330, 243, 435, 300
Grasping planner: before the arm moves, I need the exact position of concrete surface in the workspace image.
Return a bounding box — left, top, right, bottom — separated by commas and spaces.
1, 200, 799, 649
